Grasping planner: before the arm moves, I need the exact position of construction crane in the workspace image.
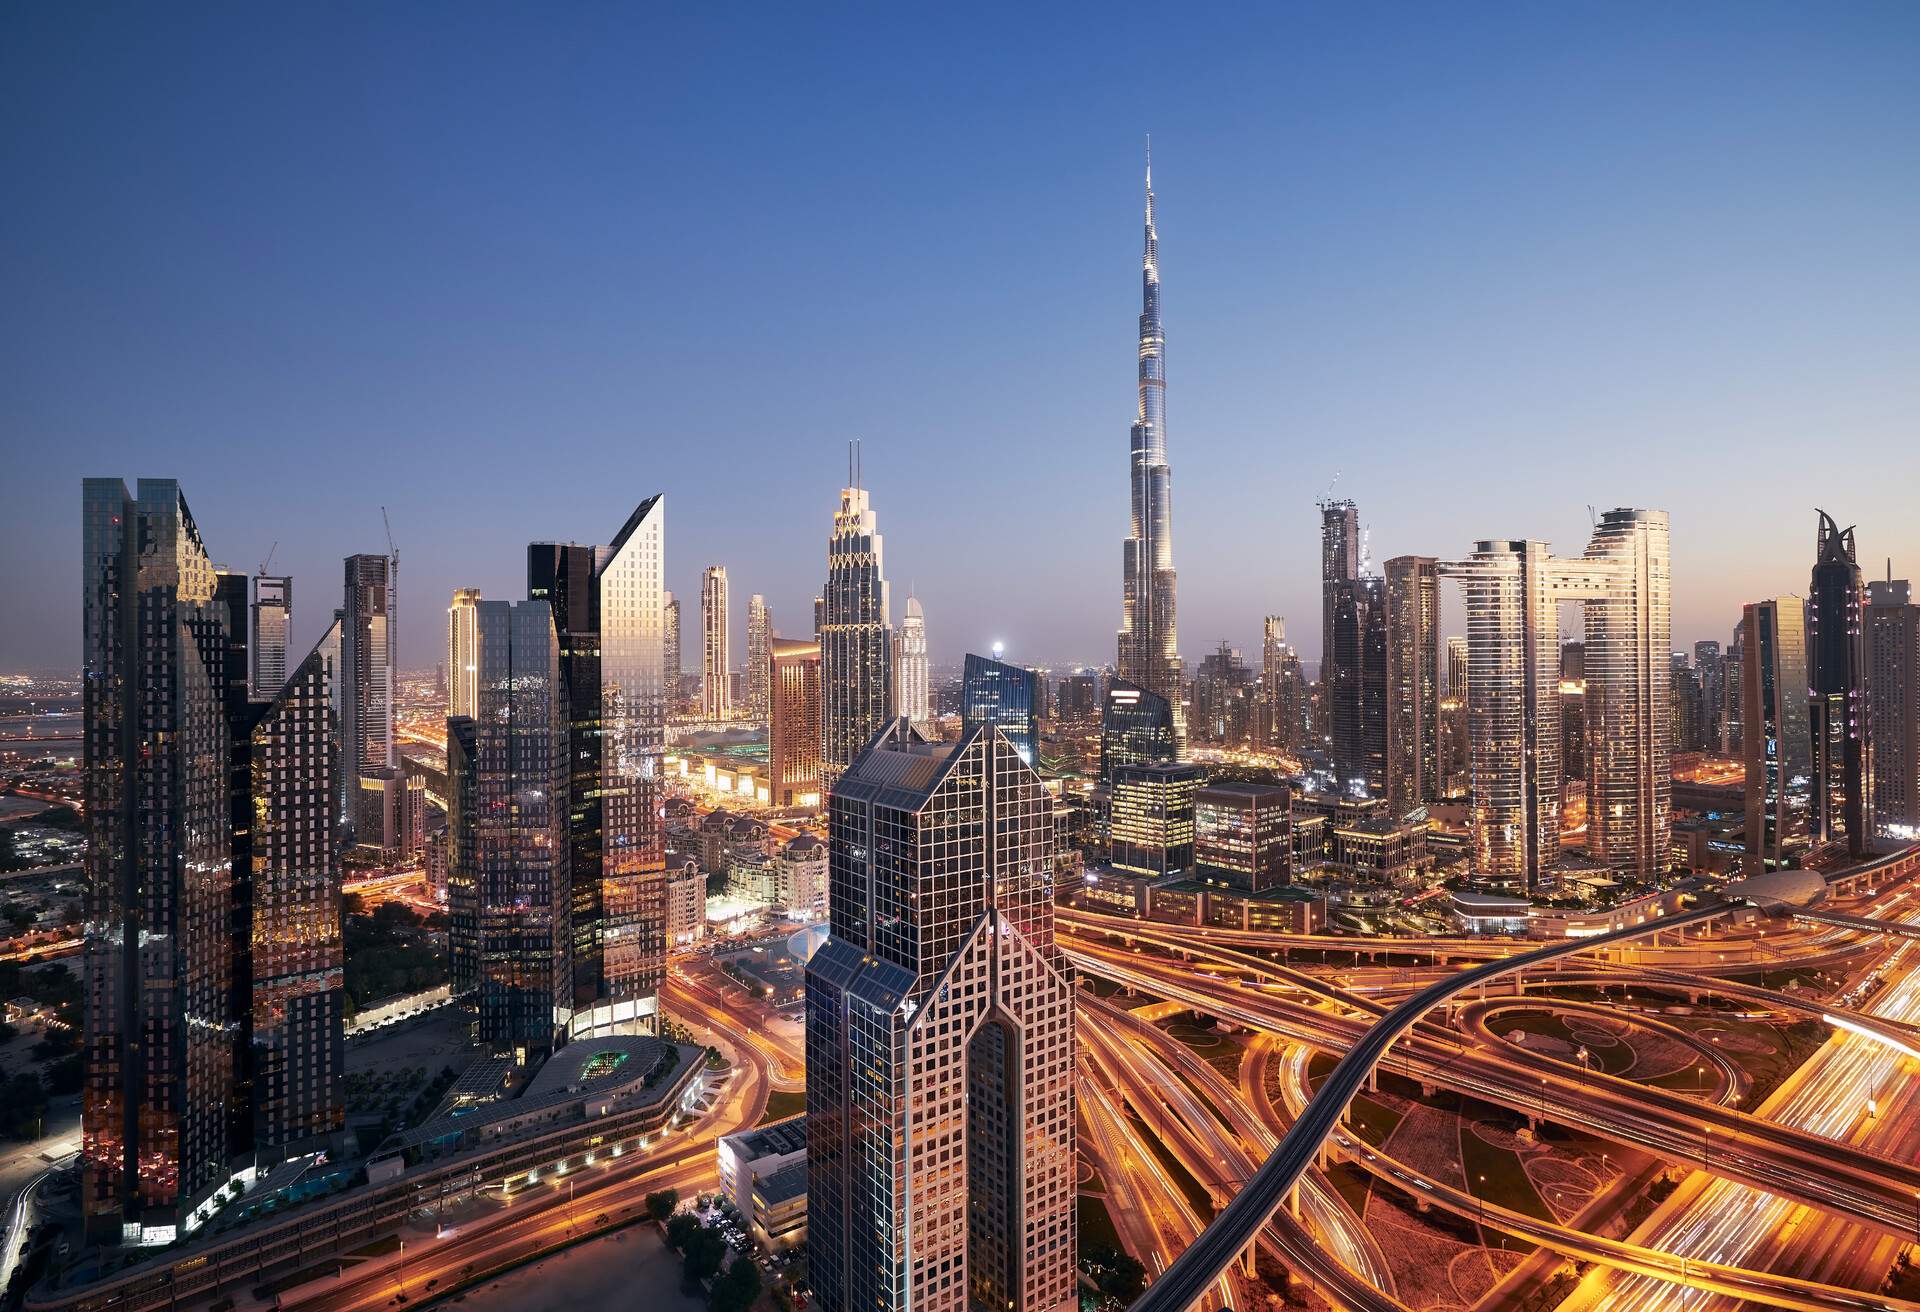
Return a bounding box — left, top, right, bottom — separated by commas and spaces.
258, 541, 278, 576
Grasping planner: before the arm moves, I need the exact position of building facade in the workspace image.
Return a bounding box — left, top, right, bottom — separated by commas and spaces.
1100, 680, 1176, 785
1116, 155, 1186, 758
250, 573, 291, 698
961, 651, 1040, 766
702, 565, 730, 721
1110, 762, 1200, 877
819, 477, 892, 790
1867, 578, 1919, 836
342, 553, 397, 847
805, 723, 1075, 1312
1807, 511, 1869, 856
769, 636, 824, 808
1741, 597, 1812, 870
747, 593, 772, 721
1194, 781, 1290, 891
893, 594, 929, 724
1384, 555, 1440, 813
447, 587, 482, 721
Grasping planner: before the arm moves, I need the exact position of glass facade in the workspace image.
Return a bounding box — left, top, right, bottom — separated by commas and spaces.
1099, 680, 1176, 785
1807, 511, 1868, 856
1384, 556, 1440, 812
746, 593, 772, 721
1110, 762, 1200, 877
1194, 781, 1291, 890
1866, 579, 1919, 836
447, 587, 482, 720
820, 483, 892, 790
805, 723, 1075, 1312
249, 574, 290, 698
1742, 597, 1812, 869
702, 564, 730, 720
961, 652, 1039, 766
893, 595, 929, 723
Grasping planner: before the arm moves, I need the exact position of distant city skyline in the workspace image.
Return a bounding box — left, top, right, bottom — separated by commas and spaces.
6, 5, 1919, 672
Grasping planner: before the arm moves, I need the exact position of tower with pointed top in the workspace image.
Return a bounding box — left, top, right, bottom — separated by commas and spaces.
820, 444, 893, 792
1117, 145, 1186, 756
894, 593, 928, 724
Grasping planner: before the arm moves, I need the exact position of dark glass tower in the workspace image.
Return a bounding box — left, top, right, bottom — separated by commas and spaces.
1808, 510, 1869, 857
1384, 556, 1440, 811
820, 461, 893, 791
961, 652, 1040, 766
1099, 680, 1176, 785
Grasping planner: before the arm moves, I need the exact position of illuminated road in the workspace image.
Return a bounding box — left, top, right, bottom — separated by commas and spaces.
1124, 905, 1728, 1312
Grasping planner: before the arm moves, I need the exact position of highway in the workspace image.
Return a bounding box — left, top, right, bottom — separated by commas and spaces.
1123, 904, 1727, 1312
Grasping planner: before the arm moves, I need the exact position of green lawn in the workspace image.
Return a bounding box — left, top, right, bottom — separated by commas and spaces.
759, 1089, 807, 1123
1460, 1123, 1550, 1250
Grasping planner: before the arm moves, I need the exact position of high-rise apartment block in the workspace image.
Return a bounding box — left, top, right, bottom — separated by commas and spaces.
769, 636, 823, 808
250, 573, 291, 697
1440, 509, 1671, 889
702, 565, 730, 721
893, 593, 929, 724
1807, 511, 1869, 856
1741, 597, 1812, 870
805, 722, 1075, 1312
1116, 155, 1186, 757
1384, 555, 1440, 813
819, 468, 892, 790
1867, 577, 1919, 836
663, 590, 682, 706
1260, 616, 1307, 754
1320, 501, 1386, 794
962, 651, 1040, 766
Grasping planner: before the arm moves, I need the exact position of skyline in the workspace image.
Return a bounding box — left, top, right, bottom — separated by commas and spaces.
6, 4, 1920, 672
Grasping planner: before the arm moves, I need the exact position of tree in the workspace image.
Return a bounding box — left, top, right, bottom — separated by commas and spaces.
665, 1211, 701, 1251
44, 1054, 82, 1096
646, 1188, 679, 1224
709, 1257, 761, 1312
682, 1226, 727, 1281
0, 1072, 47, 1140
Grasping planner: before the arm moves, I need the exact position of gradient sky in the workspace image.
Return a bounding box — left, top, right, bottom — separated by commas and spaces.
4, 3, 1917, 675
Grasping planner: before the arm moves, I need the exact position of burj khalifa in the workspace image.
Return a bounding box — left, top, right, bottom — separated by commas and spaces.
1117, 145, 1187, 753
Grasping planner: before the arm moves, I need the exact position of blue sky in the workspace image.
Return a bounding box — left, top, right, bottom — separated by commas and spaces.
4, 3, 1917, 673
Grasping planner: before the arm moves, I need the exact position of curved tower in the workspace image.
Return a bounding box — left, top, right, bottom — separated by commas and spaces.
1117, 145, 1186, 753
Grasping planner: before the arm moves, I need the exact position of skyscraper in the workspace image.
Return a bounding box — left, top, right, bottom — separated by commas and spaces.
663, 590, 682, 707
819, 460, 893, 791
250, 574, 291, 698
1320, 501, 1385, 793
1741, 597, 1813, 870
805, 722, 1075, 1312
1116, 151, 1186, 757
1259, 616, 1307, 754
1100, 680, 1177, 785
747, 593, 772, 721
1808, 511, 1869, 857
702, 565, 730, 721
592, 497, 669, 1035
447, 587, 482, 720
342, 553, 396, 849
527, 543, 603, 1016
769, 637, 823, 808
1191, 640, 1254, 746
1440, 509, 1671, 888
961, 651, 1040, 765
893, 593, 929, 724
1384, 555, 1440, 813
1110, 762, 1201, 876
82, 480, 344, 1242
448, 599, 568, 1058
1866, 576, 1919, 837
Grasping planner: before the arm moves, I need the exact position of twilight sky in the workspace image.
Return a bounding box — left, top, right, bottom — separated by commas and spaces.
3, 3, 1917, 675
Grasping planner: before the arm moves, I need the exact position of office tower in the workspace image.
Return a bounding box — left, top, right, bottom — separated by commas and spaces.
1807, 511, 1869, 857
1440, 636, 1469, 794
447, 588, 481, 719
243, 627, 347, 1163
1741, 598, 1813, 870
769, 637, 824, 807
1440, 510, 1670, 889
1058, 673, 1100, 722
962, 652, 1040, 766
1260, 617, 1307, 754
746, 594, 772, 721
702, 565, 731, 721
1694, 640, 1726, 754
805, 722, 1075, 1312
342, 553, 396, 850
1191, 641, 1254, 746
250, 574, 291, 697
83, 479, 237, 1240
1670, 656, 1703, 753
1867, 577, 1919, 836
1116, 152, 1187, 759
1560, 643, 1588, 783
1384, 556, 1440, 812
1723, 624, 1745, 756
528, 543, 604, 1016
447, 599, 568, 1058
593, 497, 669, 1034
893, 593, 929, 724
1100, 680, 1176, 784
1194, 781, 1291, 891
1321, 499, 1360, 763
819, 458, 893, 791
1110, 762, 1201, 876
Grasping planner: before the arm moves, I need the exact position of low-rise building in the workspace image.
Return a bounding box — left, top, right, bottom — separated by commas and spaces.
666, 853, 705, 947
716, 1116, 807, 1251
773, 833, 827, 920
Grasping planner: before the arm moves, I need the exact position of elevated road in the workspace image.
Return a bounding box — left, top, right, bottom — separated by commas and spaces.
1125, 906, 1730, 1312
